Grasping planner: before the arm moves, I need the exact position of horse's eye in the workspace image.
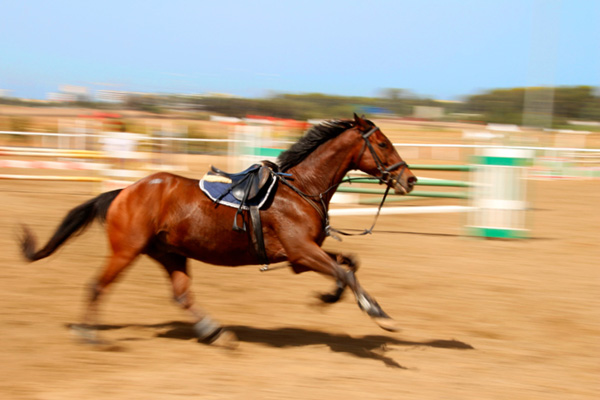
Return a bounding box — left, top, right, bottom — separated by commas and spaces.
378, 142, 387, 149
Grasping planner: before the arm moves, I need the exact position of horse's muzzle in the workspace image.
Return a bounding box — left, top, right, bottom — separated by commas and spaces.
393, 174, 417, 195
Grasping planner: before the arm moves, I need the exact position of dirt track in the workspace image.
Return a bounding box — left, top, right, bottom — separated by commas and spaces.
0, 171, 598, 399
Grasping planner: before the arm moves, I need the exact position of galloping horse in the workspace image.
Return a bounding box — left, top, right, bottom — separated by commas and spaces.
21, 114, 417, 345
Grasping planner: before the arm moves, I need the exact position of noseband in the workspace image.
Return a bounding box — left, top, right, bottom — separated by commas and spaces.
360, 126, 408, 186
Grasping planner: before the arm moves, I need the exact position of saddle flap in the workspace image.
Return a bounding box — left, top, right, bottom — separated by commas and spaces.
231, 166, 272, 201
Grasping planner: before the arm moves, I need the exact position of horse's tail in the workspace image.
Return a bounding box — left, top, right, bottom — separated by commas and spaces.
21, 189, 123, 262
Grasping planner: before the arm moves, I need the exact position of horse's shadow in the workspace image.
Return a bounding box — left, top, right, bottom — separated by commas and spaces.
82, 321, 474, 369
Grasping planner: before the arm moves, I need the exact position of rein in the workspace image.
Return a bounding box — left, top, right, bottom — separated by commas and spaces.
279, 125, 408, 240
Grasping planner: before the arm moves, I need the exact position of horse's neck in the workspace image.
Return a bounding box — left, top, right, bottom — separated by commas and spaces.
288, 134, 356, 204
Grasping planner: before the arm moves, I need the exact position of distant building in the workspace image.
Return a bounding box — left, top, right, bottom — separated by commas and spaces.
360, 106, 394, 116
96, 90, 128, 103
47, 92, 78, 102
47, 85, 90, 102
413, 106, 444, 120
60, 85, 89, 101
0, 89, 12, 98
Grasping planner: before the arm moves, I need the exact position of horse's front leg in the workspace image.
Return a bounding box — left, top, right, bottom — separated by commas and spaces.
319, 252, 360, 304
286, 242, 398, 332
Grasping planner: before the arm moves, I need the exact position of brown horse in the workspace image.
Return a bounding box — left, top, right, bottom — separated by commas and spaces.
21, 114, 417, 345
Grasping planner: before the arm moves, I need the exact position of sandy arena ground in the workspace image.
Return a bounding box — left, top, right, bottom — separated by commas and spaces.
0, 157, 599, 399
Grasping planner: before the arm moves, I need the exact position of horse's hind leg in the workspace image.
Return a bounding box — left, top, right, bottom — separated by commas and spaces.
146, 249, 236, 347
77, 247, 141, 342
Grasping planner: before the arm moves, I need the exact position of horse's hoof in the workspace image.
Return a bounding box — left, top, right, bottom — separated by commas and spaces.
210, 329, 239, 350
373, 317, 400, 332
319, 292, 343, 304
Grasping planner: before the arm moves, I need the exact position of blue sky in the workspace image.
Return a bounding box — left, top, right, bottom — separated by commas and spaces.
1, 0, 598, 100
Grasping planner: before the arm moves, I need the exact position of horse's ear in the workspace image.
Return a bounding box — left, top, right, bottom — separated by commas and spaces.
353, 113, 370, 130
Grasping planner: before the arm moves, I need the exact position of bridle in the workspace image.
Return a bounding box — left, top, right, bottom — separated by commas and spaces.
278, 124, 410, 239
358, 126, 409, 187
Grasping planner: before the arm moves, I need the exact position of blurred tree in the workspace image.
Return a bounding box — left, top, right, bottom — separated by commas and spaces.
579, 97, 600, 120
553, 86, 596, 119
2, 86, 597, 127
462, 86, 599, 126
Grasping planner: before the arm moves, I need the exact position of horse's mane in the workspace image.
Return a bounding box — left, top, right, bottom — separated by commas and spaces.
277, 119, 356, 171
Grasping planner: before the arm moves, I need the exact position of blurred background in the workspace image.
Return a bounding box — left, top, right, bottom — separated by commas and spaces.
1, 1, 599, 399
1, 0, 599, 188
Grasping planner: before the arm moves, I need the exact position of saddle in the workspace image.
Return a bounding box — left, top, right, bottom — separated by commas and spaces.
210, 164, 273, 203
207, 162, 279, 266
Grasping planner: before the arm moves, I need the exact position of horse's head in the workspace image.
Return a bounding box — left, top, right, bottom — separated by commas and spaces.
352, 114, 417, 195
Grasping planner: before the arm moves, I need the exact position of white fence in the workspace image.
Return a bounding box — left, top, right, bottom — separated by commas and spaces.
2, 130, 599, 238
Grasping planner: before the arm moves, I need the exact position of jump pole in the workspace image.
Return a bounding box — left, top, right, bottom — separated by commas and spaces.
466, 148, 534, 239
336, 186, 469, 199
0, 174, 103, 182
329, 205, 475, 216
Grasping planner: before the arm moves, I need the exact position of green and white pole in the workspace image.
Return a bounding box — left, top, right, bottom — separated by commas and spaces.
467, 148, 534, 239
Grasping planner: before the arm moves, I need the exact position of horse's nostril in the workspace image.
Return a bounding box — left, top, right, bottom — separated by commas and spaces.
407, 176, 418, 187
